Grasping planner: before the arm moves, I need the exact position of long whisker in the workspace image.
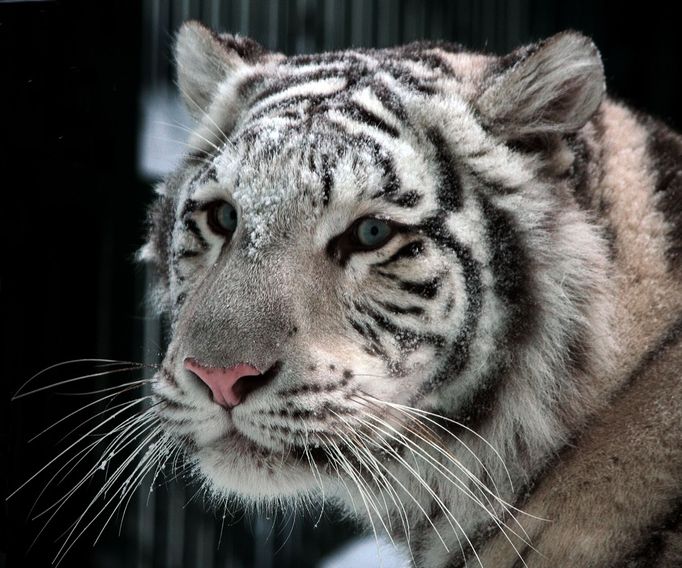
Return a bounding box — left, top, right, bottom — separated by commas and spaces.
302, 427, 326, 527
7, 398, 153, 501
354, 395, 514, 520
53, 426, 165, 565
176, 83, 232, 149
320, 434, 384, 557
353, 415, 481, 566
154, 120, 224, 155
329, 423, 397, 549
28, 384, 149, 443
57, 378, 153, 397
13, 366, 148, 400
367, 393, 515, 492
328, 410, 412, 548
27, 408, 159, 552
356, 409, 536, 563
31, 405, 158, 520
355, 393, 547, 564
327, 426, 455, 557
13, 358, 148, 399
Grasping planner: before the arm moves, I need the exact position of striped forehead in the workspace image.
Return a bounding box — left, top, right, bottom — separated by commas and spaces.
179, 45, 505, 255
237, 51, 449, 130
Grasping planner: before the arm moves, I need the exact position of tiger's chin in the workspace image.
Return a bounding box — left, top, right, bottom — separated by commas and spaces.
192, 431, 323, 502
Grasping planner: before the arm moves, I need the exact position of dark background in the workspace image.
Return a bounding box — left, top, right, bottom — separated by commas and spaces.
2, 1, 682, 567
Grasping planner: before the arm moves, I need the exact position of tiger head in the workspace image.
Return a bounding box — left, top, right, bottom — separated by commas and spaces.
142, 21, 613, 538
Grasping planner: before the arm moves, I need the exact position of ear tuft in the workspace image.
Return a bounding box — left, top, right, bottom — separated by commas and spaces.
175, 21, 266, 118
478, 31, 605, 137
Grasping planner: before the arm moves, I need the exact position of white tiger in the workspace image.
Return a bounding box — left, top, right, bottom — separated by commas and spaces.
136, 21, 682, 567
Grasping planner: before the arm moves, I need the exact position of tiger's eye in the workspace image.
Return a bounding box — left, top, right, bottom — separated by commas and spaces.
356, 218, 393, 248
206, 201, 238, 236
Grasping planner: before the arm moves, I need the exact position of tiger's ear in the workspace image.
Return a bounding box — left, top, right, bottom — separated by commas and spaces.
175, 21, 268, 118
478, 31, 605, 137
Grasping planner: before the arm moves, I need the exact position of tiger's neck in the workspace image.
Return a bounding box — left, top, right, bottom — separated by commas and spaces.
337, 100, 682, 568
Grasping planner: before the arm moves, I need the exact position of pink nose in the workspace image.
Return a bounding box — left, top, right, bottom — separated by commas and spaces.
184, 358, 262, 408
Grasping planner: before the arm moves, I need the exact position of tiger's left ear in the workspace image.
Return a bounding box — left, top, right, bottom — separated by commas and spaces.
175, 21, 269, 118
478, 31, 605, 137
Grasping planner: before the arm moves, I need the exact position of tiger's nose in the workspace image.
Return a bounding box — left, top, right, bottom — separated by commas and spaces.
184, 358, 271, 408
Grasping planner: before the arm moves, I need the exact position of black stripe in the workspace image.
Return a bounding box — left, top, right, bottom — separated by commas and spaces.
180, 198, 199, 217
377, 59, 437, 94
321, 155, 333, 207
373, 240, 425, 267
246, 92, 330, 123
160, 366, 179, 388
354, 134, 400, 200
346, 101, 400, 138
569, 126, 617, 260
145, 194, 175, 284
387, 190, 422, 208
183, 218, 208, 249
416, 215, 483, 393
155, 393, 189, 411
175, 248, 201, 260
349, 318, 386, 358
377, 302, 424, 316
431, 197, 536, 428
426, 127, 463, 211
480, 195, 538, 349
350, 318, 368, 338
569, 133, 595, 211
213, 33, 267, 63
616, 498, 682, 568
620, 314, 682, 395
248, 68, 343, 106
364, 304, 446, 351
510, 544, 535, 568
372, 82, 408, 122
175, 292, 187, 308
643, 115, 682, 269
398, 275, 442, 299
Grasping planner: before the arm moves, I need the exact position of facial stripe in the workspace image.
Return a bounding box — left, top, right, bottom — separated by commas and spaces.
417, 215, 483, 393
372, 240, 425, 267
426, 126, 463, 211
478, 193, 538, 348
182, 218, 208, 249
397, 275, 443, 299
377, 302, 425, 316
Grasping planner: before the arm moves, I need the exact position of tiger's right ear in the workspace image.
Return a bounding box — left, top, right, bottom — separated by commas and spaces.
175, 21, 268, 119
478, 31, 605, 137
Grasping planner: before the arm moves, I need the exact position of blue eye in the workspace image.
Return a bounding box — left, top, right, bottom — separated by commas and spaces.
206, 201, 238, 236
356, 218, 393, 248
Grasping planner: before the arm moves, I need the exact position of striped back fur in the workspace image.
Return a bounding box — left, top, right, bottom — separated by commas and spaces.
140, 22, 682, 567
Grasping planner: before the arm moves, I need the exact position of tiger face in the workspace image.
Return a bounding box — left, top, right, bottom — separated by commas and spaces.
143, 21, 613, 545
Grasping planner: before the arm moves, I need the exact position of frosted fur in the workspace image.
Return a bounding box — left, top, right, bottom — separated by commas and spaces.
141, 22, 682, 568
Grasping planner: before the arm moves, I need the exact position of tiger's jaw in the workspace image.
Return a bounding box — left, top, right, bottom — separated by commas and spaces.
193, 428, 325, 501
153, 368, 326, 501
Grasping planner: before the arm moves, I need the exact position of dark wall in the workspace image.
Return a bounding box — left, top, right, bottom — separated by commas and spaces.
2, 1, 681, 568
1, 2, 144, 567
